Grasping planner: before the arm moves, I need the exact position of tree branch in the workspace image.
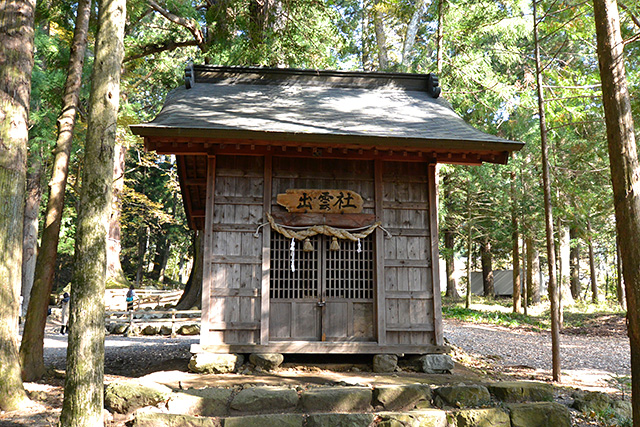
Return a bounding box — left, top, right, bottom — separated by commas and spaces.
148, 0, 207, 51
620, 2, 640, 31
125, 39, 199, 62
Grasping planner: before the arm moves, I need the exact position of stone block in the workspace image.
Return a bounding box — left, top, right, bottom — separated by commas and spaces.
377, 409, 447, 427
571, 390, 614, 413
373, 354, 398, 373
223, 414, 304, 427
188, 353, 244, 374
142, 324, 159, 335
230, 386, 298, 413
487, 381, 553, 403
433, 384, 491, 408
453, 408, 510, 427
300, 387, 372, 412
105, 380, 172, 414
305, 413, 376, 427
167, 387, 233, 416
132, 411, 221, 427
508, 402, 571, 427
160, 324, 173, 335
419, 354, 454, 374
111, 324, 128, 334
373, 384, 432, 410
248, 353, 284, 370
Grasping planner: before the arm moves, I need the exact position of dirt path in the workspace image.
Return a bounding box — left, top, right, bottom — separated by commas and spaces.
444, 318, 630, 391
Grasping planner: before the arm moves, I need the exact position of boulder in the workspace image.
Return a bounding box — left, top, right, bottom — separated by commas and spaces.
224, 414, 304, 427
300, 387, 372, 412
453, 408, 510, 427
188, 353, 244, 374
111, 324, 128, 334
248, 353, 284, 371
373, 354, 398, 373
142, 324, 160, 335
487, 381, 553, 403
178, 324, 200, 335
105, 380, 172, 414
373, 384, 432, 410
508, 402, 571, 427
305, 413, 376, 427
230, 386, 298, 413
377, 410, 448, 427
419, 354, 454, 374
571, 390, 614, 413
160, 324, 173, 335
433, 384, 491, 408
167, 387, 233, 417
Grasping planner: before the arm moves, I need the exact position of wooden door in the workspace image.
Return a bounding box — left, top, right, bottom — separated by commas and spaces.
269, 233, 375, 342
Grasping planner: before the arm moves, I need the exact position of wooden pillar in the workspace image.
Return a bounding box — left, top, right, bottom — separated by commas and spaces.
201, 156, 216, 344
374, 159, 386, 345
428, 163, 443, 346
260, 155, 272, 345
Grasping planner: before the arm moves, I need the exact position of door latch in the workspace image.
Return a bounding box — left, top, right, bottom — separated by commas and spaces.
317, 300, 326, 307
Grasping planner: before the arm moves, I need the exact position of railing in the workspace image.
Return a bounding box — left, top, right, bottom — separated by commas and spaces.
105, 289, 183, 311
105, 309, 201, 337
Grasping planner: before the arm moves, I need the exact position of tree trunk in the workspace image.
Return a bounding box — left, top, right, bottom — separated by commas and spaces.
569, 225, 581, 300
593, 0, 640, 418
587, 219, 598, 303
616, 235, 626, 310
558, 224, 574, 307
511, 168, 521, 313
20, 0, 92, 382
444, 229, 459, 299
107, 142, 128, 287
21, 158, 43, 318
401, 0, 425, 68
0, 0, 36, 411
526, 239, 541, 304
436, 0, 445, 75
533, 0, 561, 381
176, 231, 204, 310
135, 226, 149, 285
59, 0, 125, 424
480, 237, 494, 298
373, 0, 389, 70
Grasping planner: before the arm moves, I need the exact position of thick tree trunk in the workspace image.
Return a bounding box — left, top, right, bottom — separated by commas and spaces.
373, 0, 389, 70
533, 0, 561, 381
444, 229, 459, 299
59, 0, 125, 424
401, 0, 425, 68
136, 226, 149, 285
569, 226, 581, 300
176, 231, 204, 310
512, 168, 521, 313
0, 0, 36, 411
587, 219, 598, 303
107, 142, 128, 286
20, 0, 92, 382
592, 0, 639, 417
21, 158, 43, 317
526, 239, 541, 304
480, 237, 494, 298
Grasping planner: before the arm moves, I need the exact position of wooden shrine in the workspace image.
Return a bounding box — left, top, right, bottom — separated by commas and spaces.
131, 65, 523, 355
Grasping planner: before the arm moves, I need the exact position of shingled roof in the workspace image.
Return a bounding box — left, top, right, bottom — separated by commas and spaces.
130, 65, 523, 164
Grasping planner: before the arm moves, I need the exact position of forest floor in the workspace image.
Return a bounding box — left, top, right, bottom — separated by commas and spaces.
0, 299, 630, 426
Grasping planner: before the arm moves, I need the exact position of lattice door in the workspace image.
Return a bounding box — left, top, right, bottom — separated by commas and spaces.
269, 233, 375, 341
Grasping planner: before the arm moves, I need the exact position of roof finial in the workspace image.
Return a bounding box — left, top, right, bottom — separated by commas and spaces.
427, 74, 441, 98
185, 62, 195, 89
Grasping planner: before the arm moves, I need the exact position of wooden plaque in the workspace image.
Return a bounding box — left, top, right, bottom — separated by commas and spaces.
276, 189, 363, 214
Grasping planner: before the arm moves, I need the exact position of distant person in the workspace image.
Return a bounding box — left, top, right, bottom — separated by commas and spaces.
126, 285, 136, 311
60, 292, 70, 334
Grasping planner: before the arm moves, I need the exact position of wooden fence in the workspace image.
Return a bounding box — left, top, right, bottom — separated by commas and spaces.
105, 309, 201, 336
105, 289, 183, 311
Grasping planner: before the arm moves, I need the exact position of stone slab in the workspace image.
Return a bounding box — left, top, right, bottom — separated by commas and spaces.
373, 384, 432, 410
453, 408, 510, 427
223, 414, 304, 427
167, 387, 233, 416
487, 381, 553, 403
300, 387, 372, 412
305, 413, 376, 427
508, 402, 571, 427
230, 386, 298, 413
433, 384, 491, 408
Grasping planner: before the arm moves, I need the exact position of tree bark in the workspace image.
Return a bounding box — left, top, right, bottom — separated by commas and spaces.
373, 0, 389, 70
136, 226, 149, 285
511, 168, 521, 313
436, 0, 445, 75
20, 0, 92, 382
59, 0, 125, 424
480, 237, 494, 298
401, 0, 426, 68
558, 224, 574, 307
21, 158, 43, 318
443, 173, 459, 299
533, 0, 561, 381
587, 219, 598, 303
107, 142, 128, 286
0, 0, 36, 411
592, 0, 639, 416
176, 231, 204, 310
569, 225, 581, 300
526, 239, 541, 304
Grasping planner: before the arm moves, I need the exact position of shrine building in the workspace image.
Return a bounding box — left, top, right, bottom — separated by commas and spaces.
131, 65, 523, 356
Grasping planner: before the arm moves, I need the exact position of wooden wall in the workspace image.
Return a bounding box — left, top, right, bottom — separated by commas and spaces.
201, 154, 442, 350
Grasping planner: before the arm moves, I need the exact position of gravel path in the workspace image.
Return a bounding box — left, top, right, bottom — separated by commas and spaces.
444, 319, 630, 377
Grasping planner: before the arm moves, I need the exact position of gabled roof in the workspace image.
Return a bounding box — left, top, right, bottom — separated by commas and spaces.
130, 65, 523, 164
